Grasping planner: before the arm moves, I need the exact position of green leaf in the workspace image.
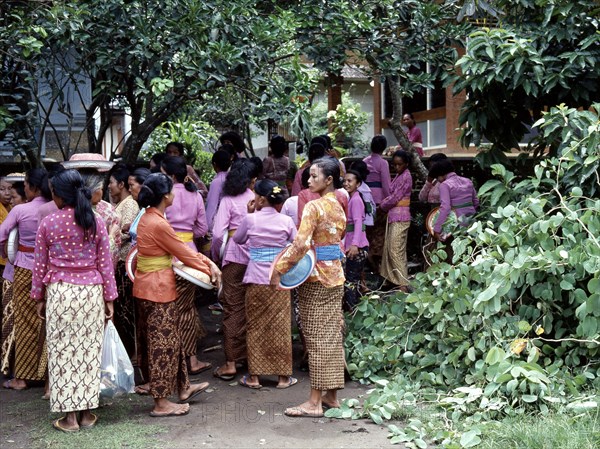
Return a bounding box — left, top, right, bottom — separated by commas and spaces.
460, 429, 482, 448
485, 347, 506, 365
521, 394, 538, 403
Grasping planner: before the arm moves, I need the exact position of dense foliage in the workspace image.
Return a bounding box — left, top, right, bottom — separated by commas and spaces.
0, 0, 314, 164
453, 0, 600, 163
338, 105, 600, 446
141, 118, 219, 185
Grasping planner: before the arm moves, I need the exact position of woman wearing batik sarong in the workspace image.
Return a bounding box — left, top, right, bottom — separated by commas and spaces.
161, 156, 211, 376
211, 159, 256, 381
0, 168, 52, 391
232, 180, 297, 390
108, 164, 140, 358
272, 157, 346, 418
32, 170, 117, 432
1, 178, 26, 376
363, 135, 391, 272
134, 173, 221, 418
380, 150, 413, 292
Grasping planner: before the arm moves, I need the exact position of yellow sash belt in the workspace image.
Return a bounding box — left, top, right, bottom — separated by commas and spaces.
227, 229, 236, 238
137, 254, 172, 272
176, 232, 194, 243
396, 198, 411, 207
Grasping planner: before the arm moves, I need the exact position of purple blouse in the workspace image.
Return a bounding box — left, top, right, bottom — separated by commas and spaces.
205, 171, 227, 231
31, 207, 118, 301
380, 169, 412, 223
407, 126, 424, 157
232, 207, 296, 285
419, 180, 441, 204
345, 191, 369, 250
211, 189, 255, 266
0, 197, 50, 270
280, 196, 299, 227
3, 262, 14, 282
363, 153, 391, 205
166, 183, 207, 239
434, 172, 479, 233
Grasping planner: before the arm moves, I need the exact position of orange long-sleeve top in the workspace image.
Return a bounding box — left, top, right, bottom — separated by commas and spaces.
133, 207, 212, 303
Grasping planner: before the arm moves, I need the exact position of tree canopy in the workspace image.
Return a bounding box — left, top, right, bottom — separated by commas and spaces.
453, 0, 600, 164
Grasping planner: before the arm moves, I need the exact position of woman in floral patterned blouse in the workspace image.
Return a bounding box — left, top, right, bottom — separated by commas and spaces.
271, 157, 346, 418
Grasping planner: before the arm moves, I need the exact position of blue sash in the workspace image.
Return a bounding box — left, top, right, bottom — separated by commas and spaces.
366, 181, 382, 188
249, 247, 284, 262
315, 245, 343, 261
129, 208, 146, 243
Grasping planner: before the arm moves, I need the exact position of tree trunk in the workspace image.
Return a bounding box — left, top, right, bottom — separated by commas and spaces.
387, 77, 428, 182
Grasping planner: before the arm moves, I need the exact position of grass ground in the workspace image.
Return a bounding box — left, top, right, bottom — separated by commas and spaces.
477, 409, 599, 449
1, 393, 166, 449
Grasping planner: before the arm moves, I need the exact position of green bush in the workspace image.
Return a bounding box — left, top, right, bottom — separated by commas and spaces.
340, 104, 600, 446
141, 118, 219, 185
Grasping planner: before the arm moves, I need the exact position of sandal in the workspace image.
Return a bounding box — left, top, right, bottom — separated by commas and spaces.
276, 376, 298, 389
213, 368, 235, 381
3, 379, 28, 390
238, 375, 262, 390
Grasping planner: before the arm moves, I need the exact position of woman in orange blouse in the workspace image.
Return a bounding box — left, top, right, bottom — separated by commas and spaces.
271, 157, 346, 418
133, 173, 221, 417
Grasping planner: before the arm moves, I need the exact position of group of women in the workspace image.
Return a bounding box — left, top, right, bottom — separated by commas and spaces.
0, 129, 479, 430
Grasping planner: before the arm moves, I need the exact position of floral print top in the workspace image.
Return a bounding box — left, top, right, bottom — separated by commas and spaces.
95, 200, 121, 268
274, 192, 346, 288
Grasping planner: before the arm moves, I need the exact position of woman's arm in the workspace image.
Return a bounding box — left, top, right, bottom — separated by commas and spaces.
193, 194, 208, 238
434, 182, 452, 234
31, 219, 49, 301
232, 215, 251, 245
210, 197, 231, 261
274, 201, 318, 275
95, 219, 118, 301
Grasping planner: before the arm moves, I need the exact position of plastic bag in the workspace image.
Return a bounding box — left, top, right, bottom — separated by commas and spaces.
100, 321, 135, 398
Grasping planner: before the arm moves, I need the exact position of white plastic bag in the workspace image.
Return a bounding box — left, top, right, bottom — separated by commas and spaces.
100, 321, 135, 398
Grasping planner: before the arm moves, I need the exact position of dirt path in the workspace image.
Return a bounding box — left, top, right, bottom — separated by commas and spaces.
1, 294, 395, 448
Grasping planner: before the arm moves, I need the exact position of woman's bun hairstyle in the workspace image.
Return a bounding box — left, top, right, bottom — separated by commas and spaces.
254, 179, 285, 205
138, 173, 173, 208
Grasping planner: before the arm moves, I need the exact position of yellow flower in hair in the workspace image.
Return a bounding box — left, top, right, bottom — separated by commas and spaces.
272, 186, 282, 194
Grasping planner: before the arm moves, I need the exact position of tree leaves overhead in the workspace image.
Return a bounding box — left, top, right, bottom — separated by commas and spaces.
453, 0, 600, 158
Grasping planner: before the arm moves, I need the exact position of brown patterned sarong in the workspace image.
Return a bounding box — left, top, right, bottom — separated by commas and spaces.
380, 220, 410, 286
135, 297, 149, 382
366, 208, 387, 258
221, 263, 248, 362
46, 283, 104, 412
1, 280, 15, 375
114, 261, 136, 358
140, 299, 189, 398
176, 275, 204, 358
245, 284, 292, 376
297, 282, 345, 391
13, 266, 47, 380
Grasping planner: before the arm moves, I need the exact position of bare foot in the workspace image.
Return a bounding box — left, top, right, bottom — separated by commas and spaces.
213, 362, 236, 380
79, 410, 98, 428
188, 357, 212, 374
150, 401, 190, 417
135, 383, 151, 395
321, 394, 340, 409
3, 378, 27, 390
284, 400, 323, 417
179, 382, 209, 403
